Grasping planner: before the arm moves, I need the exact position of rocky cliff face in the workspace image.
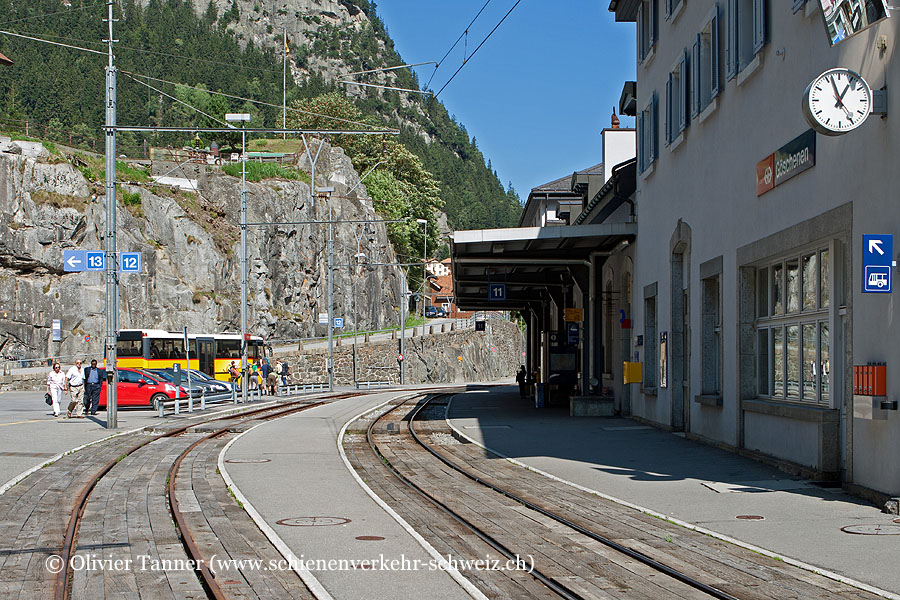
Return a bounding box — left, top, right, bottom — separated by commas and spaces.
0, 139, 402, 360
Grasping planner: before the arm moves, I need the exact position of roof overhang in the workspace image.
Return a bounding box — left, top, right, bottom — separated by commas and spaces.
450, 222, 636, 311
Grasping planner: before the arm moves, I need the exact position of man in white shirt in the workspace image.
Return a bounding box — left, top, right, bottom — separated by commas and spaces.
65, 359, 85, 418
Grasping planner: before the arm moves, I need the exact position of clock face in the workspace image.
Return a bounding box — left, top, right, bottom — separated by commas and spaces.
803, 68, 872, 136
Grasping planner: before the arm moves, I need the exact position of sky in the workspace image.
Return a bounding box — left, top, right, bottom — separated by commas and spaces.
374, 1, 636, 201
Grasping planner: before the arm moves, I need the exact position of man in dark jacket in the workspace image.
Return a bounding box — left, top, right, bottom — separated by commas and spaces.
83, 359, 105, 415
260, 360, 272, 395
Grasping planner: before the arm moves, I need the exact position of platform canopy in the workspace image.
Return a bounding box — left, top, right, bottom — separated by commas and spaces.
450, 222, 636, 311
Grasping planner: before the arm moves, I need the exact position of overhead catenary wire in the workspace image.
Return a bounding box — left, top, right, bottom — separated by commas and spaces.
425, 0, 494, 90
0, 3, 104, 27
434, 0, 523, 99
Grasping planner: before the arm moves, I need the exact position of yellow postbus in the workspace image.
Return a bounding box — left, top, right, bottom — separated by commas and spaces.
115, 329, 266, 381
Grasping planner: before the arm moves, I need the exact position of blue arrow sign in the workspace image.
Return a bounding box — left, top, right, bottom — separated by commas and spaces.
85, 251, 105, 271
488, 283, 506, 301
63, 250, 86, 272
863, 234, 893, 293
119, 252, 142, 273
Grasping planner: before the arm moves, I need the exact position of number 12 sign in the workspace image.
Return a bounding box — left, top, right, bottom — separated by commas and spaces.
119, 252, 142, 273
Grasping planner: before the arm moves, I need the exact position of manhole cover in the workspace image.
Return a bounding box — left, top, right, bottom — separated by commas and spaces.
735, 515, 765, 520
224, 458, 271, 463
841, 524, 900, 535
277, 517, 351, 527
356, 536, 385, 541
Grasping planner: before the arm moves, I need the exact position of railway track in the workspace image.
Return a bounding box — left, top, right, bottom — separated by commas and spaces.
356, 393, 883, 600
53, 394, 354, 600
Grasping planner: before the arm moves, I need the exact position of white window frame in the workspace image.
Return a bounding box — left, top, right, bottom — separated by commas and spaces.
665, 50, 689, 147
692, 4, 721, 118
755, 246, 831, 405
638, 0, 659, 65
727, 0, 766, 80
665, 0, 685, 22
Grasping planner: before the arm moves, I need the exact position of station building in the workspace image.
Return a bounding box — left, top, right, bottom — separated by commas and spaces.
453, 1, 900, 503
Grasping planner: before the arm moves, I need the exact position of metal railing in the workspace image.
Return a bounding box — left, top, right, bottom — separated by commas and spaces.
355, 381, 391, 390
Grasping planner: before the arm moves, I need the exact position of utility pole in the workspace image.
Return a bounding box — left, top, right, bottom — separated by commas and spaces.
226, 113, 251, 403
104, 0, 118, 429
283, 27, 287, 141
400, 267, 407, 384
326, 186, 335, 391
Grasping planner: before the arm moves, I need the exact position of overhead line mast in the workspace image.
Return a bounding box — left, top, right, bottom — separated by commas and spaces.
104, 0, 119, 429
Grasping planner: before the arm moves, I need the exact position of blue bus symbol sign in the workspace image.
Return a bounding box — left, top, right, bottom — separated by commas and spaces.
119, 252, 142, 273
863, 234, 892, 293
334, 317, 344, 328
488, 283, 506, 301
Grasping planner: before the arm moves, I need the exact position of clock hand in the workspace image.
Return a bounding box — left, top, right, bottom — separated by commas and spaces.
839, 83, 851, 100
830, 75, 841, 99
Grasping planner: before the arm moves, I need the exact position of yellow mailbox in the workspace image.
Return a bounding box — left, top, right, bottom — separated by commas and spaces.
623, 362, 643, 384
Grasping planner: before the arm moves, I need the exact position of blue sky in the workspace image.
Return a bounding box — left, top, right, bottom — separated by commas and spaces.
374, 1, 636, 202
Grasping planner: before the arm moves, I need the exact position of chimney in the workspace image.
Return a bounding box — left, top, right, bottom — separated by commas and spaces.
611, 107, 620, 129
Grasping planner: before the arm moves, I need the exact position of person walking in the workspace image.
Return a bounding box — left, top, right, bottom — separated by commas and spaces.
260, 360, 272, 396
83, 359, 104, 416
46, 362, 66, 417
229, 361, 239, 386
280, 360, 289, 386
249, 361, 259, 393
266, 368, 278, 397
273, 359, 282, 391
65, 359, 85, 418
515, 365, 529, 399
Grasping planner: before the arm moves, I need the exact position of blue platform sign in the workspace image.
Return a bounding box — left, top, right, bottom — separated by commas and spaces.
863, 234, 893, 293
488, 283, 506, 301
334, 317, 344, 328
85, 251, 105, 271
119, 252, 142, 273
63, 250, 86, 272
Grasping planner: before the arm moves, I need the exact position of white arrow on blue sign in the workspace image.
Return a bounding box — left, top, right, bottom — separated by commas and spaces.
863, 234, 893, 294
63, 250, 86, 272
119, 252, 142, 273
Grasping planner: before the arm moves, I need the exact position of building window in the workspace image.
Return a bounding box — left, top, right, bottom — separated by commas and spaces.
755, 247, 830, 403
665, 50, 689, 146
792, 0, 806, 13
638, 0, 659, 64
727, 0, 766, 80
701, 274, 722, 397
692, 5, 721, 117
638, 92, 659, 173
604, 280, 615, 375
665, 0, 684, 20
644, 293, 658, 389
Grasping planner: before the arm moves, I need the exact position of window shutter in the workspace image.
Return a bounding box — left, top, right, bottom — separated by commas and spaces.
638, 3, 645, 62
680, 49, 689, 131
665, 74, 673, 145
638, 111, 646, 172
753, 0, 767, 55
692, 35, 701, 117
726, 0, 737, 80
792, 0, 806, 14
651, 92, 659, 161
711, 6, 721, 97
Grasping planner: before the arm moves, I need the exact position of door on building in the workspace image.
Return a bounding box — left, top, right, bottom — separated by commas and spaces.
197, 338, 215, 377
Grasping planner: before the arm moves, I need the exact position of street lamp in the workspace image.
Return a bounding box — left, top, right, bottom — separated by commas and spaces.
225, 112, 251, 403
416, 218, 427, 338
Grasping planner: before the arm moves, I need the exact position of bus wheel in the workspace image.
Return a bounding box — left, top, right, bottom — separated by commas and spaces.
150, 394, 167, 411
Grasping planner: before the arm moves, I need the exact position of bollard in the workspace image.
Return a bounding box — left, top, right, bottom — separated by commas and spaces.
174, 395, 180, 415
188, 394, 194, 413
158, 401, 164, 418
232, 387, 237, 404
201, 389, 206, 411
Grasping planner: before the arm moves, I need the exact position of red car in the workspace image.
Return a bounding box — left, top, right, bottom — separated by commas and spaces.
98, 368, 190, 410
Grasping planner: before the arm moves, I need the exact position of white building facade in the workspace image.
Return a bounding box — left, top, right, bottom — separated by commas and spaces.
611, 0, 900, 500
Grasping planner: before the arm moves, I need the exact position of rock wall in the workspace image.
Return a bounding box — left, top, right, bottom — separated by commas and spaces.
283, 318, 523, 385
0, 139, 402, 360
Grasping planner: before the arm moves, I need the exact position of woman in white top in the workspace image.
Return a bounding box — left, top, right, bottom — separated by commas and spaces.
46, 362, 66, 417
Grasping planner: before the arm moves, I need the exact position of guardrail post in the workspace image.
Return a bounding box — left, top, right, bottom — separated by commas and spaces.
201, 389, 206, 411
188, 393, 194, 413
158, 401, 164, 418
232, 387, 237, 404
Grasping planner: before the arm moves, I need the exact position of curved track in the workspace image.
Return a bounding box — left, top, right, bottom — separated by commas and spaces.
54, 395, 352, 600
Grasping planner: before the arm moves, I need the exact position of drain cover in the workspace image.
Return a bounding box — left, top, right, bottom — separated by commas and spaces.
735, 515, 765, 520
841, 524, 900, 535
225, 458, 271, 463
277, 517, 351, 527
356, 536, 385, 541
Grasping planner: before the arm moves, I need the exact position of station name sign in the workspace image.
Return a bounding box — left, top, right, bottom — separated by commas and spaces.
756, 129, 816, 197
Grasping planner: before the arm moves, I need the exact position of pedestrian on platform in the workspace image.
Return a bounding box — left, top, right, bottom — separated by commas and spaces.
266, 369, 278, 396
228, 361, 239, 386
65, 359, 85, 418
280, 361, 289, 386
516, 365, 528, 399
83, 359, 104, 415
260, 360, 272, 395
46, 362, 66, 417
249, 361, 260, 393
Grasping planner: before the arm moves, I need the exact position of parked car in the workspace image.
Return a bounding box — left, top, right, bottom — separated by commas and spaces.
425, 306, 439, 318
147, 369, 222, 397
435, 307, 449, 318
98, 368, 190, 410
185, 368, 235, 393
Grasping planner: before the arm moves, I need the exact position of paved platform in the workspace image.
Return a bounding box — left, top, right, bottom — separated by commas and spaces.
223, 392, 474, 600
446, 386, 900, 595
